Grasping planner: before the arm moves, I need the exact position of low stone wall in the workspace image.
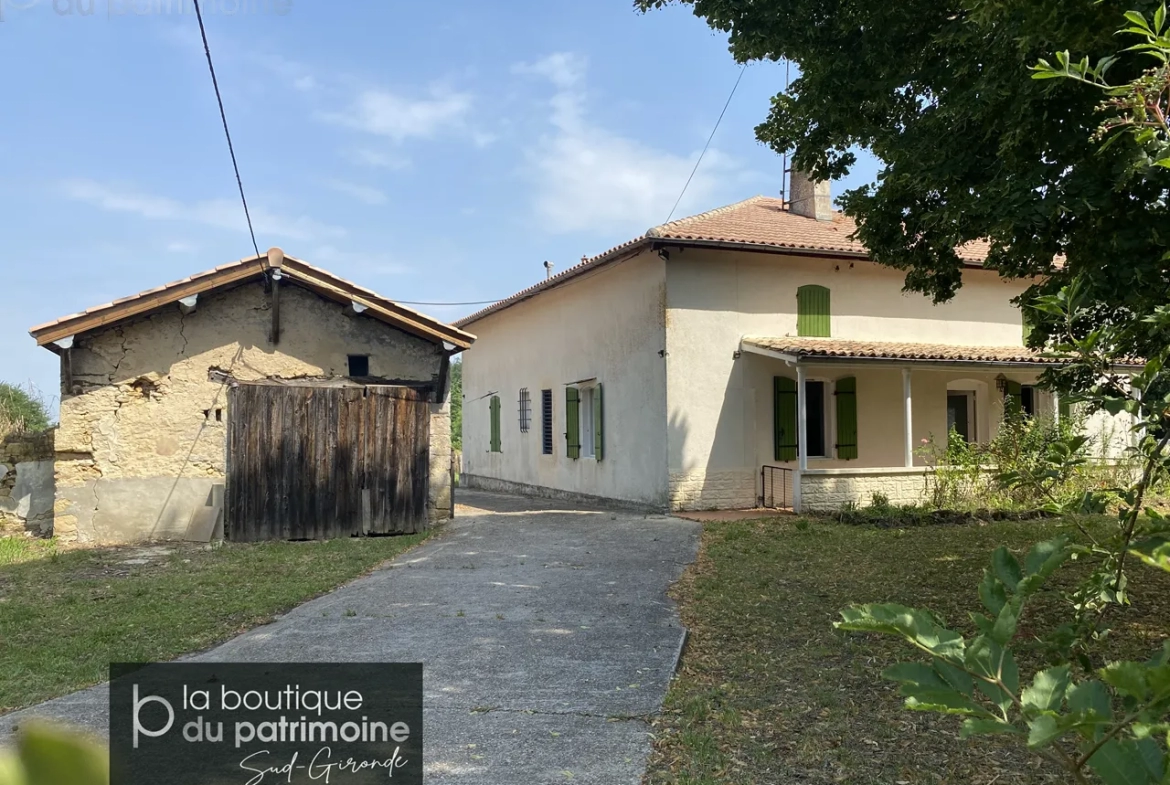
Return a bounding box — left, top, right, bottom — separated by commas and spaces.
799, 468, 929, 512
0, 429, 56, 537
668, 469, 757, 511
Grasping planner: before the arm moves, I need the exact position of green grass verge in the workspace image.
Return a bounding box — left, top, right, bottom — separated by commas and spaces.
644, 517, 1170, 785
0, 532, 429, 712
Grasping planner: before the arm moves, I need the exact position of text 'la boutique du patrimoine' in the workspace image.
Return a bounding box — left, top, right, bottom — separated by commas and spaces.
151, 684, 413, 748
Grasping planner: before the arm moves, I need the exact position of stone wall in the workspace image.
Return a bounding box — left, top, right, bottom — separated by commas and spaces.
799, 469, 929, 512
54, 281, 450, 543
668, 469, 757, 511
0, 429, 56, 536
427, 398, 453, 522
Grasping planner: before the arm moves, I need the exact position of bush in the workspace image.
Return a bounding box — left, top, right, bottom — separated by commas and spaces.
915, 411, 1125, 514
0, 383, 50, 435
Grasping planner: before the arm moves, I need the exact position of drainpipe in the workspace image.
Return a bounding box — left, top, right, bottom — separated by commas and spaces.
267, 247, 284, 345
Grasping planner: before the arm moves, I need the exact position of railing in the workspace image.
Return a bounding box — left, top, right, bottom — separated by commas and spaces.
759, 465, 794, 510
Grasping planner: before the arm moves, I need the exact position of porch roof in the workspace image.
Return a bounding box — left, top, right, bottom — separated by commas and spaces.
740, 336, 1059, 368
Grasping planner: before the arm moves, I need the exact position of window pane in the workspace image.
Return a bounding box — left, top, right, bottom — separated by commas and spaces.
805, 381, 826, 457
580, 387, 595, 457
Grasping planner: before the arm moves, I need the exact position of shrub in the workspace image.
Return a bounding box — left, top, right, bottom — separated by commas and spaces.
0, 382, 50, 435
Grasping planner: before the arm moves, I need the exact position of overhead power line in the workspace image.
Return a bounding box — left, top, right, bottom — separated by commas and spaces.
665, 64, 747, 224
192, 0, 260, 260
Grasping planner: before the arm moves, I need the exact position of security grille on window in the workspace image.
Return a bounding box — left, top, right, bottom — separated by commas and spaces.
519, 388, 531, 432
541, 389, 553, 455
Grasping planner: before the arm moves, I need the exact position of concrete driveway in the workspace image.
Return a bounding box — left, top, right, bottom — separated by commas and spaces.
1, 490, 700, 784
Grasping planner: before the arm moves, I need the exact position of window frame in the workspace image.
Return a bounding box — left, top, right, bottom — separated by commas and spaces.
803, 378, 833, 459
579, 384, 596, 459
540, 389, 554, 455
518, 388, 531, 433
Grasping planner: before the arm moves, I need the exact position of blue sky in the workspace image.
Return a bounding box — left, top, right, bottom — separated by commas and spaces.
0, 0, 880, 414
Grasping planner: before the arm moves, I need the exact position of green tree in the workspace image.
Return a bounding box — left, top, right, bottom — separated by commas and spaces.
449, 359, 463, 452
635, 0, 1170, 363
0, 383, 50, 432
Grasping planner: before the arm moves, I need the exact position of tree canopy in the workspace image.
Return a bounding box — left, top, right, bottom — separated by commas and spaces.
636, 0, 1170, 361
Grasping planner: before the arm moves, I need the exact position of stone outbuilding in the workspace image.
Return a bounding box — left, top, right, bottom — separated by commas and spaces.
29, 249, 475, 543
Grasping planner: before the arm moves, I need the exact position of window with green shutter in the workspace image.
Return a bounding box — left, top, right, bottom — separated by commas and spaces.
1022, 307, 1034, 344
773, 376, 798, 461
797, 285, 831, 337
835, 376, 858, 460
489, 396, 501, 452
565, 387, 580, 459
593, 383, 604, 461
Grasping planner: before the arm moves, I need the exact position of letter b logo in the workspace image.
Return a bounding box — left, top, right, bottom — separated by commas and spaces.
132, 684, 174, 749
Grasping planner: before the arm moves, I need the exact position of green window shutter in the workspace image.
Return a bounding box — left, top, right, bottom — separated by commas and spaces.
565, 387, 580, 459
593, 383, 604, 461
1022, 308, 1033, 344
773, 376, 798, 461
797, 285, 831, 337
1058, 396, 1071, 421
489, 396, 501, 452
835, 376, 858, 460
1003, 380, 1022, 419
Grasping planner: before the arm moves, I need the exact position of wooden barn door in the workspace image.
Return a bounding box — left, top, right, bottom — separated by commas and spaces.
226, 384, 430, 542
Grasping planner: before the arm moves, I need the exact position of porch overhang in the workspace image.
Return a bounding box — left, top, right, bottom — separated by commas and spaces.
740, 336, 1070, 370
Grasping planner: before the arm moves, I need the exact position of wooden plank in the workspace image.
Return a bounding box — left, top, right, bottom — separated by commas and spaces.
33, 264, 259, 346
225, 383, 432, 542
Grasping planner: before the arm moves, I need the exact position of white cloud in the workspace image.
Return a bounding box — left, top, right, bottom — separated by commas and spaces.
512, 53, 587, 90
62, 179, 346, 244
346, 148, 412, 170
166, 240, 196, 254
324, 179, 388, 206
514, 53, 743, 234
320, 86, 473, 142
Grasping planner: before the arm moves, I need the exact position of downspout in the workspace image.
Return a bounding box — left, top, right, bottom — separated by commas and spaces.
267, 247, 284, 345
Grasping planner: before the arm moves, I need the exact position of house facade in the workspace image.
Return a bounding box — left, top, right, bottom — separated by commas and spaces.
29, 250, 474, 543
457, 176, 1129, 513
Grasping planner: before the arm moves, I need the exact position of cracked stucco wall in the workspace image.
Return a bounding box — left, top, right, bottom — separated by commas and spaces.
54, 280, 451, 543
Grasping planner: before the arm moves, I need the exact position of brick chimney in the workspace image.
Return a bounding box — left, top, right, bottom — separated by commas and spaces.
788, 167, 833, 222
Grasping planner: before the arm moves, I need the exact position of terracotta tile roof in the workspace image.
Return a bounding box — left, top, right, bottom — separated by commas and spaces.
29, 251, 475, 350
455, 196, 993, 328
741, 336, 1058, 366
649, 196, 991, 262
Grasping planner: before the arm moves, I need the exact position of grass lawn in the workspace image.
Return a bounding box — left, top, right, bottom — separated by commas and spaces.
0, 532, 429, 712
644, 517, 1170, 785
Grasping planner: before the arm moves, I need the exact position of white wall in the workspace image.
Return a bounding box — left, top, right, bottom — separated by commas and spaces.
460, 252, 669, 506
664, 249, 1044, 509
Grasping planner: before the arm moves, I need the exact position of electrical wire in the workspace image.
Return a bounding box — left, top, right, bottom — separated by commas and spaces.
665, 65, 747, 224
192, 0, 260, 260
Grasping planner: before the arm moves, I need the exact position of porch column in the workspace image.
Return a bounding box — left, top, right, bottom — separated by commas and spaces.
1053, 391, 1061, 425
902, 367, 914, 468
797, 364, 809, 472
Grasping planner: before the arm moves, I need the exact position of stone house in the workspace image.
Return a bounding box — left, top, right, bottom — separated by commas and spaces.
455, 174, 1132, 513
29, 249, 474, 543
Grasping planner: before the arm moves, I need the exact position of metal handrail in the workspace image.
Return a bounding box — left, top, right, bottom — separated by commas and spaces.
759, 465, 794, 509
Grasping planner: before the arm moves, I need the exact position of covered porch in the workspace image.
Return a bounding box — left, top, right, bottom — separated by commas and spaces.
740, 337, 1064, 513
